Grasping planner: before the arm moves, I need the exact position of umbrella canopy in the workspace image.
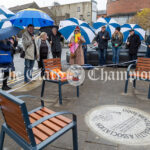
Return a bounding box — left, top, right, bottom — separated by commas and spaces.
59, 18, 95, 44
0, 6, 14, 29
0, 20, 12, 29
0, 26, 21, 40
93, 17, 120, 38
10, 8, 54, 27
121, 24, 146, 42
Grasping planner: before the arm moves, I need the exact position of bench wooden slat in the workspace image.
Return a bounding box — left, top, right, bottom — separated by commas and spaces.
41, 107, 72, 124
136, 64, 150, 68
135, 58, 150, 73
136, 68, 150, 72
0, 96, 30, 143
137, 64, 150, 67
29, 117, 55, 136
32, 128, 49, 142
35, 137, 42, 145
43, 58, 62, 71
44, 61, 61, 65
45, 66, 62, 70
43, 58, 60, 63
0, 96, 24, 114
35, 110, 67, 128
29, 113, 61, 132
129, 58, 150, 80
4, 118, 30, 142
138, 57, 150, 61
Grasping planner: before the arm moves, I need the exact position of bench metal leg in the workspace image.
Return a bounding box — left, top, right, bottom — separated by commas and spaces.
148, 84, 150, 99
77, 86, 79, 97
133, 79, 136, 88
41, 80, 45, 97
58, 82, 62, 105
72, 125, 78, 150
0, 127, 5, 150
124, 78, 129, 93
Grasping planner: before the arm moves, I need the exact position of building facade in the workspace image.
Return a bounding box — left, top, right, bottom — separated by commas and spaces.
10, 1, 97, 25
97, 10, 107, 19
107, 0, 150, 25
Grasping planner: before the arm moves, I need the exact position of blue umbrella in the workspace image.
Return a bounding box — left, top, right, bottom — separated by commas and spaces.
93, 17, 120, 38
0, 27, 21, 40
59, 18, 95, 44
121, 24, 146, 42
10, 8, 54, 27
0, 6, 14, 29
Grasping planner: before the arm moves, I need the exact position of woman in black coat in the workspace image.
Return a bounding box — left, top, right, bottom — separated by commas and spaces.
0, 40, 13, 90
50, 27, 63, 59
146, 35, 150, 58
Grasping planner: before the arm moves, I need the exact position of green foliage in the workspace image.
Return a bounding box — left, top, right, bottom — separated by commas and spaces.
129, 8, 150, 30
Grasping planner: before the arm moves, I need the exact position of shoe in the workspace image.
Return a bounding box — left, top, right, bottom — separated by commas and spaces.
24, 80, 30, 84
2, 85, 11, 91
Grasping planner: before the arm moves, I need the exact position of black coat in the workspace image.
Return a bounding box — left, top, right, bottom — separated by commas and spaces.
127, 34, 141, 55
95, 31, 110, 50
146, 35, 150, 52
50, 34, 63, 53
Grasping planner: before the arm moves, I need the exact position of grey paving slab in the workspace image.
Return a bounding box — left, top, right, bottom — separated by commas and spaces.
1, 67, 150, 150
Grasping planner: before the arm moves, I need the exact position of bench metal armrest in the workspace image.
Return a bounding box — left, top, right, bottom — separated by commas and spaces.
127, 63, 136, 77
45, 68, 61, 80
16, 95, 37, 99
28, 111, 76, 129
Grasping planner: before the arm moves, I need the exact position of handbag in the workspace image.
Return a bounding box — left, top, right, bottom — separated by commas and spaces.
0, 50, 12, 64
20, 50, 25, 58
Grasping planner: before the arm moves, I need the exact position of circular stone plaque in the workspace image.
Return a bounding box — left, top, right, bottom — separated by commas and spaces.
85, 105, 150, 145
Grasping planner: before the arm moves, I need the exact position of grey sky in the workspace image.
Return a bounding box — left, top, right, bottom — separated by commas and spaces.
1, 0, 107, 10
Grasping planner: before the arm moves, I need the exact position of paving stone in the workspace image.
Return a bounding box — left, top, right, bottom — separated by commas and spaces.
83, 142, 118, 150
118, 145, 150, 150
86, 131, 117, 147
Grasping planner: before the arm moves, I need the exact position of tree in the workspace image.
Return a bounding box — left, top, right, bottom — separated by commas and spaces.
129, 8, 150, 30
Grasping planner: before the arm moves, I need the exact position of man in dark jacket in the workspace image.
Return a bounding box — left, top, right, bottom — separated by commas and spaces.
95, 26, 110, 66
146, 35, 150, 58
50, 27, 63, 59
126, 30, 141, 61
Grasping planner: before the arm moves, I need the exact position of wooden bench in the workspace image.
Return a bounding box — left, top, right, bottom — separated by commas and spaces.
0, 91, 78, 150
41, 58, 79, 105
124, 57, 150, 98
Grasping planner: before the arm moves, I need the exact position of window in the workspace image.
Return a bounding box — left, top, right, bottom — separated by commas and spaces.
77, 7, 80, 12
87, 12, 90, 17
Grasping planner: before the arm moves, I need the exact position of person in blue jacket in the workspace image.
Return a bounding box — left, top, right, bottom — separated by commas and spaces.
0, 40, 13, 90
146, 35, 150, 58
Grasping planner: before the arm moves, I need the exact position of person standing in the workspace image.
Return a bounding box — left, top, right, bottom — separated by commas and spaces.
82, 44, 87, 64
69, 26, 86, 65
9, 36, 18, 79
22, 24, 39, 83
0, 40, 13, 90
126, 30, 141, 61
50, 27, 63, 59
111, 27, 123, 65
95, 26, 110, 66
146, 35, 150, 58
36, 32, 51, 77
